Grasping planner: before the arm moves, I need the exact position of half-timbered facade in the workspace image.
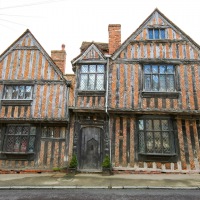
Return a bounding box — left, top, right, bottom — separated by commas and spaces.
0, 30, 71, 171
71, 9, 200, 173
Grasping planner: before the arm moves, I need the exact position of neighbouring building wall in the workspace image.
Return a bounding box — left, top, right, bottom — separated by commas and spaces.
0, 30, 70, 171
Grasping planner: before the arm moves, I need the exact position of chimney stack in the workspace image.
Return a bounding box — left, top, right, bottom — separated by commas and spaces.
51, 44, 66, 74
108, 24, 121, 55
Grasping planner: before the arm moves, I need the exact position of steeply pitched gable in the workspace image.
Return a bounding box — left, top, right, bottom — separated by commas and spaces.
71, 42, 107, 65
0, 29, 65, 80
112, 8, 200, 60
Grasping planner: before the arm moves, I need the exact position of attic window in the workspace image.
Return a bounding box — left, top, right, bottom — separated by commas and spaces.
148, 28, 165, 39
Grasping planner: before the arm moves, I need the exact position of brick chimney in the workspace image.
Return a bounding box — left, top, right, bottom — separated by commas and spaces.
51, 44, 66, 74
108, 24, 121, 55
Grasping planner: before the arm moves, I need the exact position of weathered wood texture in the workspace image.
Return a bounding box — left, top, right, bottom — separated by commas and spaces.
65, 74, 75, 107
0, 127, 67, 169
0, 33, 68, 121
111, 115, 200, 172
109, 15, 200, 112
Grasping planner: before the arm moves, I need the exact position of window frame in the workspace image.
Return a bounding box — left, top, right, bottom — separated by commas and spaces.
142, 64, 179, 98
148, 28, 166, 40
2, 83, 33, 106
78, 64, 105, 92
136, 116, 177, 162
3, 124, 36, 154
41, 126, 66, 139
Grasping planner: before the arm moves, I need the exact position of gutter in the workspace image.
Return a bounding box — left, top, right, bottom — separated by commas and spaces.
104, 55, 112, 162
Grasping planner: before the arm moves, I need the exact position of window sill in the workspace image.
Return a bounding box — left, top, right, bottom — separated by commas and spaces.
1, 99, 33, 106
142, 91, 179, 99
2, 152, 35, 161
77, 90, 105, 96
138, 153, 177, 162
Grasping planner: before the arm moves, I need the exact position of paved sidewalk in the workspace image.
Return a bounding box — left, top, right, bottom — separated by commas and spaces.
0, 173, 200, 189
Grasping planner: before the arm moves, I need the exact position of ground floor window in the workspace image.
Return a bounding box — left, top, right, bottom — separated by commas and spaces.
138, 117, 175, 155
4, 125, 36, 153
41, 127, 66, 138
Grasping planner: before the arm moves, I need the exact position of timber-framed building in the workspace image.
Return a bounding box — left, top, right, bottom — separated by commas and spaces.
0, 30, 71, 170
1, 9, 200, 174
70, 9, 200, 173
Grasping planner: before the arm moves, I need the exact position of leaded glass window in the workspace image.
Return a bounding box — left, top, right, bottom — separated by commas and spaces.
41, 127, 66, 138
4, 125, 36, 153
80, 65, 105, 90
143, 65, 175, 92
4, 85, 33, 100
138, 118, 175, 155
148, 28, 165, 39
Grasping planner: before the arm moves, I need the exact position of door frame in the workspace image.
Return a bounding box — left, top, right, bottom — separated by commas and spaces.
78, 125, 104, 171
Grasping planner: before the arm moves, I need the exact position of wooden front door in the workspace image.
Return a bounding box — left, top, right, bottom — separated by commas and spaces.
80, 127, 102, 170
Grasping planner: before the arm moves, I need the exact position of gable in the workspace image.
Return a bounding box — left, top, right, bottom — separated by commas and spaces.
0, 30, 64, 81
72, 43, 106, 65
112, 9, 200, 60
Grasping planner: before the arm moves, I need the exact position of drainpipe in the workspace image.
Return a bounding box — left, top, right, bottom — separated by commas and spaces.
104, 55, 111, 162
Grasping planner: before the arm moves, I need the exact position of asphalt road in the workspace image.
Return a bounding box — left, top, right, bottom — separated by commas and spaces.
0, 189, 200, 200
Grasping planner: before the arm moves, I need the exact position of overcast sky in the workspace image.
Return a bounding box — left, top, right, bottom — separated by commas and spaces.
0, 0, 200, 73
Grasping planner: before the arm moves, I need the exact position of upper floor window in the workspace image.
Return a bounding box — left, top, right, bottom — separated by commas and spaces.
138, 117, 175, 155
4, 125, 36, 153
148, 28, 165, 39
80, 64, 104, 90
4, 85, 32, 100
143, 65, 175, 92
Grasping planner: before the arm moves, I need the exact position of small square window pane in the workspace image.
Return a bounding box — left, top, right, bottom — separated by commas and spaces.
20, 136, 28, 152
152, 65, 158, 73
152, 75, 159, 91
153, 120, 161, 131
167, 65, 174, 73
144, 65, 151, 73
162, 132, 170, 153
80, 74, 88, 90
19, 86, 25, 99
89, 65, 96, 73
48, 127, 54, 138
144, 75, 151, 91
60, 128, 66, 138
12, 86, 19, 99
97, 65, 104, 73
5, 86, 12, 99
146, 132, 154, 153
81, 65, 88, 73
160, 75, 166, 91
148, 29, 153, 39
154, 132, 162, 153
54, 127, 60, 138
146, 120, 152, 130
139, 132, 145, 153
6, 135, 14, 151
88, 74, 95, 90
25, 86, 32, 99
167, 75, 175, 91
161, 120, 169, 131
160, 29, 165, 39
159, 65, 166, 74
22, 126, 29, 135
30, 127, 36, 135
28, 136, 35, 152
16, 126, 22, 135
139, 120, 144, 130
42, 127, 48, 137
154, 29, 159, 39
96, 74, 104, 90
